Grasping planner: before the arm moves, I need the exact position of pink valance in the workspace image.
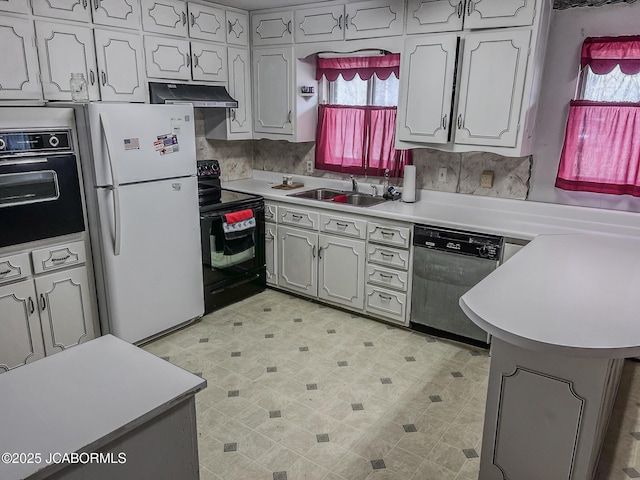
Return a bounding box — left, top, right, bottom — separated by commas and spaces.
581, 36, 640, 75
316, 54, 400, 81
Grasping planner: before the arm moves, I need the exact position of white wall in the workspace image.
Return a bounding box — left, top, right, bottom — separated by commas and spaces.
530, 1, 640, 213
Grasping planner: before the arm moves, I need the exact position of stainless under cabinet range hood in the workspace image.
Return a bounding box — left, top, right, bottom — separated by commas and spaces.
149, 82, 238, 108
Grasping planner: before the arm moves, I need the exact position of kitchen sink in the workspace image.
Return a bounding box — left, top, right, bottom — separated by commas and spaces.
287, 188, 386, 207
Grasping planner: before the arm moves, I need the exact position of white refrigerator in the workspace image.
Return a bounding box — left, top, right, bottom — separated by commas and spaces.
75, 103, 203, 344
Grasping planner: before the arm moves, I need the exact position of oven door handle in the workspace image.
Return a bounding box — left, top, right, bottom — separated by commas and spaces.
99, 113, 121, 256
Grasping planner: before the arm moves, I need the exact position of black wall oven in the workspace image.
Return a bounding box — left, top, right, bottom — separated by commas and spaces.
0, 130, 84, 248
198, 160, 266, 313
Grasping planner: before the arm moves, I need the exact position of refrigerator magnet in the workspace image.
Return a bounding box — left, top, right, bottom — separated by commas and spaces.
156, 133, 180, 155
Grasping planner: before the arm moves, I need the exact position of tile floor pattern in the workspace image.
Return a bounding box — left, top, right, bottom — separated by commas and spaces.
143, 289, 640, 480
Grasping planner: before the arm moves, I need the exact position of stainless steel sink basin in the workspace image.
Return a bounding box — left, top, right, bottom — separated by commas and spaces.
287, 188, 344, 200
287, 188, 387, 207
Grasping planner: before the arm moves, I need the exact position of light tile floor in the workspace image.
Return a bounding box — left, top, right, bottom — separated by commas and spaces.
143, 289, 640, 480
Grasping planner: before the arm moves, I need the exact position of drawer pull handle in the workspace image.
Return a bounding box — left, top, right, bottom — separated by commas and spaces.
336, 222, 349, 229
442, 114, 447, 129
467, 0, 474, 16
378, 293, 392, 301
287, 20, 292, 34
318, 246, 323, 259
82, 0, 87, 8
94, 0, 100, 10
231, 109, 236, 121
380, 230, 395, 237
457, 0, 463, 18
51, 255, 70, 263
40, 293, 46, 311
338, 14, 343, 30
28, 297, 35, 315
379, 273, 393, 280
89, 69, 95, 85
312, 245, 316, 258
228, 19, 233, 34
345, 14, 349, 29
380, 252, 393, 258
457, 114, 463, 129
0, 269, 11, 276
291, 214, 302, 221
182, 11, 187, 26
101, 70, 107, 86
190, 12, 195, 27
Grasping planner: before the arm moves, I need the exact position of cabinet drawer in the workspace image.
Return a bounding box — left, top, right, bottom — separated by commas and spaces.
367, 245, 409, 270
265, 203, 277, 222
0, 252, 31, 285
32, 241, 86, 274
365, 285, 406, 323
366, 264, 408, 292
320, 214, 366, 239
279, 207, 318, 230
368, 223, 411, 248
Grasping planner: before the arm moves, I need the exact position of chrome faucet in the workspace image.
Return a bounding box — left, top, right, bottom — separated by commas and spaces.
350, 175, 358, 193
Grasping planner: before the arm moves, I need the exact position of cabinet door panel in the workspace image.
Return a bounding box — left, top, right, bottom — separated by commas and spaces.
265, 223, 277, 285
191, 41, 227, 82
465, 0, 536, 29
397, 34, 457, 144
226, 10, 248, 46
32, 0, 92, 22
251, 11, 293, 46
345, 0, 405, 40
143, 35, 191, 80
253, 47, 293, 135
0, 280, 45, 373
228, 47, 252, 134
188, 2, 225, 43
0, 0, 31, 14
277, 226, 317, 296
92, 0, 141, 30
455, 29, 531, 148
35, 267, 95, 356
406, 0, 463, 34
141, 0, 188, 36
36, 21, 100, 101
0, 17, 42, 101
318, 234, 365, 310
295, 5, 344, 43
95, 29, 146, 102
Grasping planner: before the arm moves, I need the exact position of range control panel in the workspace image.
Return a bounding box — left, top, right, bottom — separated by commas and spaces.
0, 130, 72, 158
197, 159, 220, 179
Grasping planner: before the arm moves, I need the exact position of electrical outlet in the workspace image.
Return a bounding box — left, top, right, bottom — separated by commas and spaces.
438, 167, 447, 183
481, 170, 494, 188
306, 159, 313, 174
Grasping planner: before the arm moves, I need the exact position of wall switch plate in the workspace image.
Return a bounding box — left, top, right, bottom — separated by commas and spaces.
481, 170, 494, 188
438, 167, 447, 182
306, 159, 313, 174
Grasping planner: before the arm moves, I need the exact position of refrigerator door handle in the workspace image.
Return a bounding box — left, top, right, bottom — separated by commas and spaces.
99, 113, 122, 256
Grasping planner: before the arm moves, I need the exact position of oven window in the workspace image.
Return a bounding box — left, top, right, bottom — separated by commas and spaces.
0, 171, 59, 207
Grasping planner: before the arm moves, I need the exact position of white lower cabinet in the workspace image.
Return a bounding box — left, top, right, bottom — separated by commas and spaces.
318, 233, 366, 310
265, 222, 277, 286
0, 16, 42, 101
277, 225, 317, 296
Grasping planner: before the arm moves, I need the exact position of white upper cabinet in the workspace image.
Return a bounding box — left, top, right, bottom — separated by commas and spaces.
32, 0, 92, 22
35, 21, 100, 101
396, 34, 458, 145
187, 2, 225, 43
191, 41, 227, 82
143, 35, 191, 80
226, 10, 248, 46
344, 0, 405, 40
251, 10, 293, 46
94, 29, 146, 102
454, 28, 531, 148
407, 0, 536, 34
92, 0, 141, 30
227, 47, 252, 135
0, 0, 31, 14
252, 47, 294, 135
0, 17, 42, 101
141, 0, 188, 37
294, 4, 344, 44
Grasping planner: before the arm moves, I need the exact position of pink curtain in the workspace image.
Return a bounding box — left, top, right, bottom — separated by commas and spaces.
316, 54, 400, 81
556, 100, 640, 196
581, 36, 640, 74
315, 105, 411, 176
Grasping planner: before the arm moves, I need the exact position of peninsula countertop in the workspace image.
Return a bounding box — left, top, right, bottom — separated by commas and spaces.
223, 171, 640, 240
459, 233, 640, 358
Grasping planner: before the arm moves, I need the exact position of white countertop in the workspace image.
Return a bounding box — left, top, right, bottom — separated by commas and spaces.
224, 171, 640, 240
0, 335, 205, 480
460, 234, 640, 358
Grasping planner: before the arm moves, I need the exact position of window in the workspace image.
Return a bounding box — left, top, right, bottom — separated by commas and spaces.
315, 54, 410, 177
556, 36, 640, 196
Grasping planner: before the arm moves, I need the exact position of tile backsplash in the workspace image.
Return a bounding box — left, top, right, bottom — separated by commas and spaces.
195, 112, 531, 200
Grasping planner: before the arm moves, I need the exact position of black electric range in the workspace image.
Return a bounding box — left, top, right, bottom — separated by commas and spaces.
197, 160, 266, 313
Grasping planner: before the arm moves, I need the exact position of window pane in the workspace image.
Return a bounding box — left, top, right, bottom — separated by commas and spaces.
582, 65, 640, 102
372, 73, 399, 106
331, 75, 368, 105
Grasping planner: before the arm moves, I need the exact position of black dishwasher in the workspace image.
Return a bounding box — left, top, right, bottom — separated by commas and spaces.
411, 225, 503, 347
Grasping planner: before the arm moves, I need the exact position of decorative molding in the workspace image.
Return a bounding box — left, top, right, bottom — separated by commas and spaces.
0, 292, 38, 371
0, 259, 22, 281
228, 18, 244, 40
473, 0, 530, 20
151, 43, 187, 73
0, 24, 29, 91
148, 3, 181, 29
194, 11, 222, 36
350, 6, 397, 32
320, 242, 362, 302
256, 18, 287, 40
40, 246, 79, 272
97, 0, 134, 20
412, 0, 458, 26
299, 12, 339, 36
101, 38, 141, 94
43, 278, 87, 351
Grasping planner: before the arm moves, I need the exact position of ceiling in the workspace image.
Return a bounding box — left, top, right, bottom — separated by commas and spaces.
208, 0, 334, 11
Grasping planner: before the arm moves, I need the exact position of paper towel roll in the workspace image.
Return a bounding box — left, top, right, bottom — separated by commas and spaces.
402, 165, 416, 203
